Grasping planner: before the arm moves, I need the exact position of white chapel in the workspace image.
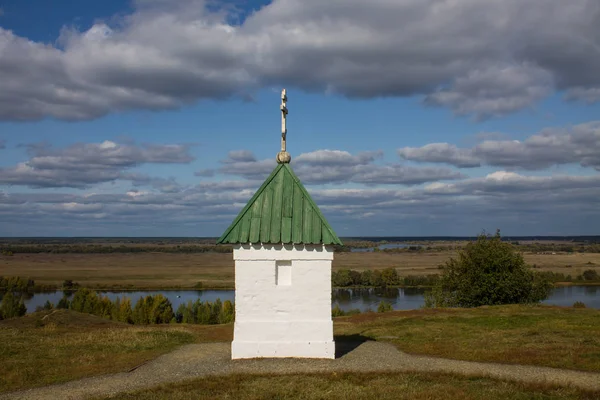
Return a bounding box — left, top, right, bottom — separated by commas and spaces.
217, 89, 342, 359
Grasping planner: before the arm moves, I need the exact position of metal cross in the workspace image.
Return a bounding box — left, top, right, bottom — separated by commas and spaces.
280, 89, 288, 152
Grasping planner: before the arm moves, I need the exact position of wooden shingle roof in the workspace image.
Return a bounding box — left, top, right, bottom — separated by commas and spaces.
217, 163, 342, 245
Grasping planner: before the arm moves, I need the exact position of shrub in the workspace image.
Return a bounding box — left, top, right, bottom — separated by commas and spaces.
0, 292, 27, 319
0, 276, 35, 293
69, 288, 99, 314
369, 270, 383, 287
424, 230, 553, 308
117, 297, 133, 324
573, 301, 586, 308
349, 270, 362, 286
582, 269, 600, 281
42, 300, 54, 310
332, 304, 345, 317
62, 280, 80, 291
332, 270, 353, 287
380, 268, 400, 287
221, 300, 235, 323
360, 270, 373, 286
149, 294, 174, 324
377, 300, 393, 313
56, 295, 70, 309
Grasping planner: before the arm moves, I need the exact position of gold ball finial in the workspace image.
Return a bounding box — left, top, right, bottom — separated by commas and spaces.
276, 151, 291, 164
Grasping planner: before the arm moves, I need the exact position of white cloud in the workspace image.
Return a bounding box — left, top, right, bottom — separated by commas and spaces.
0, 141, 194, 188
398, 121, 600, 170
217, 148, 463, 185
4, 169, 599, 236
1, 0, 600, 121
424, 63, 553, 120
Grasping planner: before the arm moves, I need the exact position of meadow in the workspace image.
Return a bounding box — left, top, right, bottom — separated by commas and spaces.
1, 305, 599, 398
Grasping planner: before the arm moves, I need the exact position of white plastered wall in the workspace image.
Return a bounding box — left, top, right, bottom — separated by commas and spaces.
231, 243, 335, 359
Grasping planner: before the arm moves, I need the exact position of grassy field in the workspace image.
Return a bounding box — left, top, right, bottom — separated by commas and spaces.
335, 305, 600, 372
1, 250, 599, 289
1, 305, 599, 394
99, 372, 599, 400
0, 310, 232, 393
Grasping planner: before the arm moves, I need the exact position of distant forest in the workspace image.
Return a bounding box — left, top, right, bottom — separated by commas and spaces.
0, 236, 599, 254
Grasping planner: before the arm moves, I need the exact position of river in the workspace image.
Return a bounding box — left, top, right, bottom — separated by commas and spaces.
20, 285, 600, 314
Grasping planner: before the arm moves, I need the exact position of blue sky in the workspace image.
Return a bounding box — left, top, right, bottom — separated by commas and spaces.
1, 0, 599, 237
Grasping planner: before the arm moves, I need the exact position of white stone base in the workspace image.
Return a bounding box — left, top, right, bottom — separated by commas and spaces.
231, 340, 335, 359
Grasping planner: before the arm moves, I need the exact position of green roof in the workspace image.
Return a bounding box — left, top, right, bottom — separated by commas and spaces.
217, 163, 342, 245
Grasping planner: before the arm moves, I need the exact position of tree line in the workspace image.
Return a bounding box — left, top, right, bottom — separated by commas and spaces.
41, 288, 236, 325
0, 276, 56, 293
332, 268, 439, 288
0, 244, 233, 254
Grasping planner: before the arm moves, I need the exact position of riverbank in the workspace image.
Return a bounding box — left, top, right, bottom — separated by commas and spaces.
2, 251, 599, 290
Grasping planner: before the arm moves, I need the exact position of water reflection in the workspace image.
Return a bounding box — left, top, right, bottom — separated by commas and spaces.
332, 287, 427, 311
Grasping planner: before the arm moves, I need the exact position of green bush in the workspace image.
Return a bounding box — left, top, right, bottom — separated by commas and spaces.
380, 268, 400, 287
332, 270, 353, 287
424, 230, 553, 308
117, 297, 133, 323
174, 298, 234, 325
0, 276, 35, 293
62, 280, 80, 291
0, 292, 27, 319
582, 269, 600, 281
377, 300, 393, 313
573, 301, 586, 308
56, 295, 70, 309
69, 288, 99, 314
331, 305, 361, 317
332, 304, 345, 317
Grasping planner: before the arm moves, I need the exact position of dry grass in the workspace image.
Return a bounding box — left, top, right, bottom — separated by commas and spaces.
100, 372, 600, 400
0, 310, 228, 393
0, 253, 234, 289
335, 305, 600, 372
2, 251, 599, 289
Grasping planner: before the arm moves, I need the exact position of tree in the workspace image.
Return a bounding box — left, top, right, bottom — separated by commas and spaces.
0, 292, 27, 319
380, 268, 400, 287
57, 295, 70, 309
425, 230, 552, 308
582, 269, 599, 281
221, 300, 235, 323
118, 298, 133, 324
149, 294, 174, 324
332, 270, 352, 287
133, 296, 149, 324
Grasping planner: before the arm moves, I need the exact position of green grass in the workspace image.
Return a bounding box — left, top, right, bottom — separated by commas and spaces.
99, 372, 600, 400
335, 305, 600, 372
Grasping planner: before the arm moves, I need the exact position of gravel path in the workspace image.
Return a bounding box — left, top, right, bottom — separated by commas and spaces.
3, 341, 600, 400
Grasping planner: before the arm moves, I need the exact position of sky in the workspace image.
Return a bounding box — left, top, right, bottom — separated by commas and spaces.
0, 0, 599, 237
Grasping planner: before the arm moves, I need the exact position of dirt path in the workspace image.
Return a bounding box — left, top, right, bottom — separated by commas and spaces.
3, 341, 600, 400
